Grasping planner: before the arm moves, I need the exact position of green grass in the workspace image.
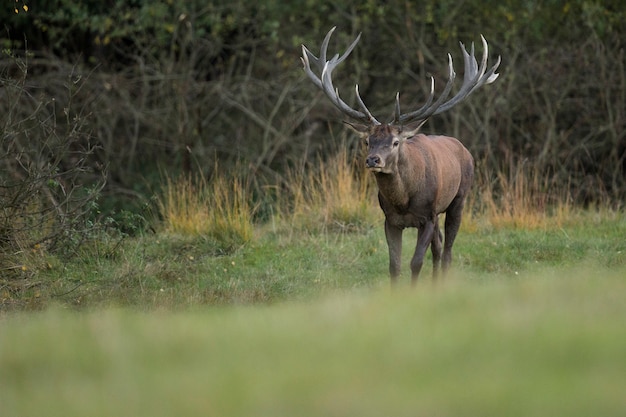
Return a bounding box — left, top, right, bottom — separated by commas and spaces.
1, 210, 625, 416
3, 210, 625, 309
2, 268, 626, 417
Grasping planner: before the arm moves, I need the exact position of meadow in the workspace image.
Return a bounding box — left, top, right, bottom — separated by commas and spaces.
2, 3, 625, 415
1, 269, 626, 417
1, 164, 626, 416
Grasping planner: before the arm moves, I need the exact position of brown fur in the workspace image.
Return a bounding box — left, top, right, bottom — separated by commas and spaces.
352, 123, 474, 284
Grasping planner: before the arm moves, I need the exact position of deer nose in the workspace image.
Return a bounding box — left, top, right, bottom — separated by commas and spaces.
366, 155, 381, 168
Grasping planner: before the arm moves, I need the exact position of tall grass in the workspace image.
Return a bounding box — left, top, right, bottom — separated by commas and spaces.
466, 158, 577, 230
282, 147, 582, 234
157, 170, 254, 251
286, 147, 379, 232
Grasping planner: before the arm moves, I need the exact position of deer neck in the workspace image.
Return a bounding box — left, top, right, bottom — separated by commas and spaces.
374, 172, 408, 208
373, 149, 425, 211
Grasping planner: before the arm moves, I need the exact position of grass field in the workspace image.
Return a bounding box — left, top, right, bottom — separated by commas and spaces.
1, 208, 625, 416
6, 207, 624, 309
2, 267, 626, 417
1, 161, 625, 417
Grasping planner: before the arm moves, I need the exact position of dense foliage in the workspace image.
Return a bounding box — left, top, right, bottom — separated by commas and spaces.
2, 0, 625, 223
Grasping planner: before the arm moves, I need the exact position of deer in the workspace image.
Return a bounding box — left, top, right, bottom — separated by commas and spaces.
301, 27, 500, 285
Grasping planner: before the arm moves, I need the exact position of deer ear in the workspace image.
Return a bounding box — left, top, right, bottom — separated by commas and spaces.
399, 119, 427, 139
343, 121, 370, 135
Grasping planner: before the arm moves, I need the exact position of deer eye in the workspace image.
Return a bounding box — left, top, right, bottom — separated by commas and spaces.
392, 140, 400, 147
364, 139, 369, 147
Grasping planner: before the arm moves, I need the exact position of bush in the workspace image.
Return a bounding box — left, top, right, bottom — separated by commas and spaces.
0, 51, 105, 279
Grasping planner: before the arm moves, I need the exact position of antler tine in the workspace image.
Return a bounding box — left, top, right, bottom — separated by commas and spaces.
394, 92, 401, 123
335, 31, 362, 67
355, 85, 379, 123
318, 26, 335, 67
394, 77, 435, 124
398, 55, 456, 124
301, 47, 323, 90
301, 27, 379, 125
301, 26, 338, 73
320, 61, 375, 122
398, 35, 500, 124
470, 35, 500, 91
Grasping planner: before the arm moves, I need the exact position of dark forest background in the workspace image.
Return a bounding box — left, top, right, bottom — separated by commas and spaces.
1, 1, 625, 246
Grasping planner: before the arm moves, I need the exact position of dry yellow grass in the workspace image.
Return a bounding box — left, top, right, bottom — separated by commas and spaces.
282, 149, 585, 235
287, 147, 379, 232
157, 151, 597, 245
466, 160, 577, 231
158, 170, 254, 248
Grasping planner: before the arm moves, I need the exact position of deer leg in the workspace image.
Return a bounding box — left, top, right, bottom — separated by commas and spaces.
431, 218, 443, 279
410, 221, 435, 286
442, 197, 465, 273
384, 220, 403, 284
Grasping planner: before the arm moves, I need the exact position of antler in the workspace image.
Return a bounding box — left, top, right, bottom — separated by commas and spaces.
301, 27, 380, 125
396, 35, 501, 124
302, 27, 501, 127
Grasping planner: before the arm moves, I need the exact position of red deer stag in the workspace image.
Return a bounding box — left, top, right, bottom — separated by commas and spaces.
301, 27, 500, 285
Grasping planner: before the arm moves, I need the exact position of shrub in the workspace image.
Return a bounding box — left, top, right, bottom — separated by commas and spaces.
0, 51, 105, 281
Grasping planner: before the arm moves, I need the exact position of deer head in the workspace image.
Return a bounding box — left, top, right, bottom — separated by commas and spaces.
345, 123, 428, 174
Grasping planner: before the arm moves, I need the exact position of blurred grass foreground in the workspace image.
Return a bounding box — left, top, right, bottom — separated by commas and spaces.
2, 268, 626, 417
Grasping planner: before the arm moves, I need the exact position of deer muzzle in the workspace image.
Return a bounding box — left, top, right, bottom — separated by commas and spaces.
366, 154, 383, 170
